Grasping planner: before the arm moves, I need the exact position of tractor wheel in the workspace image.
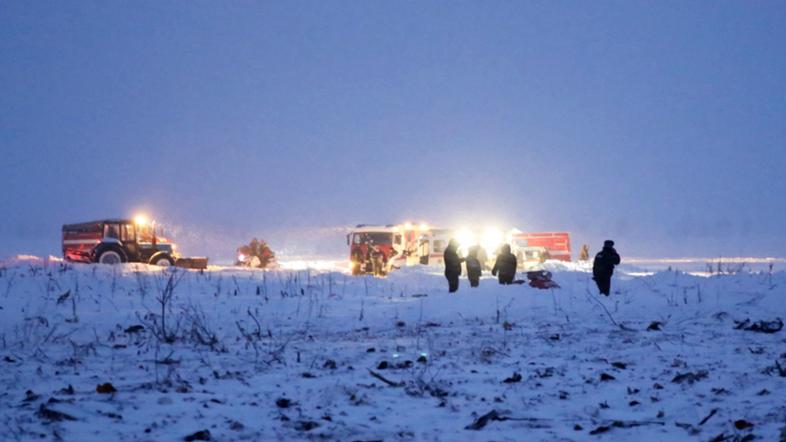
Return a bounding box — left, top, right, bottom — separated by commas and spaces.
150, 254, 175, 267
97, 249, 125, 265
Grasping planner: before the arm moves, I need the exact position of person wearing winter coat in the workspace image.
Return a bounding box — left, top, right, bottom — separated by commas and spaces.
465, 246, 482, 288
443, 239, 464, 293
592, 240, 621, 296
491, 244, 517, 285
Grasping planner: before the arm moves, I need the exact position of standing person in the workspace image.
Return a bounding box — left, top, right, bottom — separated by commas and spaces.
443, 239, 464, 293
592, 240, 621, 296
491, 244, 517, 285
465, 246, 482, 288
579, 244, 590, 261
371, 245, 385, 277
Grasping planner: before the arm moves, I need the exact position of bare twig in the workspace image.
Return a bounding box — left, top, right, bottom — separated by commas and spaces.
368, 369, 404, 387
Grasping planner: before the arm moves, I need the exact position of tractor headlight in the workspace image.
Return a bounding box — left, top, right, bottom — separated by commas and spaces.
134, 214, 149, 226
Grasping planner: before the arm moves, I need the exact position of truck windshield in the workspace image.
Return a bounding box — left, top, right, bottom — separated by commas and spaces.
354, 232, 392, 245
137, 224, 155, 243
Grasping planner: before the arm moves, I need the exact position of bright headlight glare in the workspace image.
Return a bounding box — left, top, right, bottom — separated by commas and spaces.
455, 229, 475, 252
134, 214, 149, 225
481, 227, 504, 254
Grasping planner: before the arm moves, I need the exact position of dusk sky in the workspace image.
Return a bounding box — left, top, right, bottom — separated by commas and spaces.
2, 1, 785, 260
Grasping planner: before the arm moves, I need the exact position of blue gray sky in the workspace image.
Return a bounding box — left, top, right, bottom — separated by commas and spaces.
1, 1, 785, 260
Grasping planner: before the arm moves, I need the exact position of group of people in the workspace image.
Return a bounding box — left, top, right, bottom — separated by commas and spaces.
442, 240, 520, 292
443, 239, 621, 296
351, 243, 389, 276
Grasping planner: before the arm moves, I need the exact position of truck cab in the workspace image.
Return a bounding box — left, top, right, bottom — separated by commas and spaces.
347, 225, 412, 276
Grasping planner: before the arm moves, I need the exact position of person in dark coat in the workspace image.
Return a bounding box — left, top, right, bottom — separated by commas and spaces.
443, 239, 464, 293
491, 244, 517, 284
592, 240, 621, 296
465, 246, 482, 288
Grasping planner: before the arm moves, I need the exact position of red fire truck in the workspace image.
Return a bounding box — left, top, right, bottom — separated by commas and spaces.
510, 232, 572, 265
347, 224, 425, 275
347, 223, 572, 275
62, 217, 207, 268
414, 228, 453, 266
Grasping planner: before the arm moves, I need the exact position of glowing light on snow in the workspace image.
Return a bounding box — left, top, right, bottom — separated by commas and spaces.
419, 223, 429, 231
278, 259, 349, 272
237, 253, 246, 263
403, 222, 413, 230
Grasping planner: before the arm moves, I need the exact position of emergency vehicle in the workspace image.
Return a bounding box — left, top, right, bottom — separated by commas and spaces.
347, 222, 572, 275
510, 232, 572, 268
415, 228, 453, 266
347, 223, 427, 275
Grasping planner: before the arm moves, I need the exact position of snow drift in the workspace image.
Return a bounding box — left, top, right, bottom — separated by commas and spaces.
0, 259, 784, 441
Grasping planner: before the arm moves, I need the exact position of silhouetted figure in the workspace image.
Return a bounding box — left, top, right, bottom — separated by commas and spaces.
579, 244, 590, 261
443, 239, 464, 293
364, 244, 374, 275
592, 240, 621, 296
371, 245, 386, 277
491, 244, 517, 284
465, 246, 482, 288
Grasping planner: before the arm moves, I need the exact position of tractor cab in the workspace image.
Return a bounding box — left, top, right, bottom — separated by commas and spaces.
98, 219, 176, 266
133, 221, 176, 263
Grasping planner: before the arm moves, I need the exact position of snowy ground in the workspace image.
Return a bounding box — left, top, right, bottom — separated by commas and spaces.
1, 257, 785, 441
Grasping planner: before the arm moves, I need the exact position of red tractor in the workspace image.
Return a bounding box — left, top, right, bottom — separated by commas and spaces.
62, 218, 207, 268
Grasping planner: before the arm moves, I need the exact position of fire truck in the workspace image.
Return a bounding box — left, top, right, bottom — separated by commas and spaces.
415, 228, 453, 266
347, 224, 426, 275
62, 217, 207, 268
510, 232, 571, 268
416, 227, 504, 269
347, 223, 572, 275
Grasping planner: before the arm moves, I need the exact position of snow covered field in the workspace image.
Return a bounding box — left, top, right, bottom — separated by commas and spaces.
1, 257, 784, 441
